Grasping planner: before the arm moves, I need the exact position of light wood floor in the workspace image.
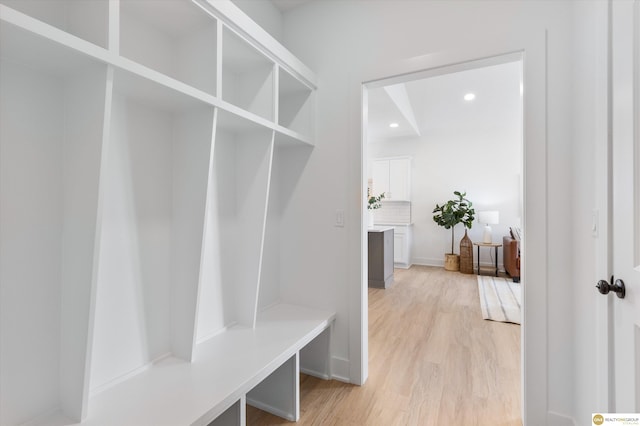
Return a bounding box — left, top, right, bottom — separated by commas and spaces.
247, 266, 521, 425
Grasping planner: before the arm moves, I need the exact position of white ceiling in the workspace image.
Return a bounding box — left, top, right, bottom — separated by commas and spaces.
367, 61, 522, 143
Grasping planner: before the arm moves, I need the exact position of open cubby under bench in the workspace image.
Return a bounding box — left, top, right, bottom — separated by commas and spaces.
78, 304, 335, 426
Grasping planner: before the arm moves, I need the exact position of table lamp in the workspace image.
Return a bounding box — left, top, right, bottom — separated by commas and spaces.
478, 210, 499, 243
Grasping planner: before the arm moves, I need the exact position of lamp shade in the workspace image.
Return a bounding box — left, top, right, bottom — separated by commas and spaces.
478, 210, 499, 225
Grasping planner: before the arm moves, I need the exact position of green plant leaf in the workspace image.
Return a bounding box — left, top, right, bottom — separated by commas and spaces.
432, 190, 476, 251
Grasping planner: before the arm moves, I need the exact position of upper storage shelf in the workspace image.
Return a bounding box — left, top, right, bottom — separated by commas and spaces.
222, 26, 274, 121
278, 67, 314, 140
195, 0, 317, 142
119, 0, 218, 97
0, 0, 108, 48
194, 0, 316, 89
0, 0, 317, 145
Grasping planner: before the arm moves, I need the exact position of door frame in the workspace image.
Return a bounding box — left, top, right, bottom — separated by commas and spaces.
355, 34, 549, 425
594, 0, 614, 412
598, 0, 640, 412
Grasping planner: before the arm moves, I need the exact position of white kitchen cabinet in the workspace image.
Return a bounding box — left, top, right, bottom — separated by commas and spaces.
392, 225, 413, 269
371, 159, 390, 196
371, 157, 411, 200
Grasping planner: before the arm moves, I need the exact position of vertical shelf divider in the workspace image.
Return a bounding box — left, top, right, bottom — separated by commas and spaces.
59, 65, 112, 421
252, 131, 275, 327
81, 65, 115, 421
216, 20, 224, 99
273, 65, 280, 125
196, 113, 275, 337
108, 0, 119, 54
171, 107, 217, 361
233, 125, 275, 328
194, 107, 218, 344
246, 352, 300, 421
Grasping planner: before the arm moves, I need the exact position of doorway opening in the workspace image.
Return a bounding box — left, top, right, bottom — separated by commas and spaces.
361, 52, 524, 423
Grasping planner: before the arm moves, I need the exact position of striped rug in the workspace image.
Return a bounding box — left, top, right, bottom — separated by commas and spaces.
477, 276, 522, 324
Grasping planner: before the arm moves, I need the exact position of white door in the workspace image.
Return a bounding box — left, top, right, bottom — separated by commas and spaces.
609, 0, 640, 411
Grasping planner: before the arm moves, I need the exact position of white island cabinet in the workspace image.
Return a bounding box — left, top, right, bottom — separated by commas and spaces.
0, 1, 333, 425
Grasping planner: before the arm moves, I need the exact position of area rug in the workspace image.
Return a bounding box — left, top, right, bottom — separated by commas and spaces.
477, 276, 522, 324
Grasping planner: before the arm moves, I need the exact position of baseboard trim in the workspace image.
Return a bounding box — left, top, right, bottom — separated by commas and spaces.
300, 367, 330, 380
196, 324, 233, 345
411, 257, 443, 267
89, 352, 172, 397
20, 408, 70, 426
548, 411, 576, 426
246, 397, 295, 421
411, 257, 505, 271
331, 356, 350, 383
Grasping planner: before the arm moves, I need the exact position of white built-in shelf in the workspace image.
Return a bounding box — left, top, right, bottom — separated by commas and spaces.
76, 304, 334, 426
0, 4, 112, 72
194, 0, 317, 90
0, 0, 108, 49
221, 26, 275, 121
119, 0, 218, 97
278, 67, 314, 140
274, 124, 314, 147
0, 2, 314, 147
216, 105, 271, 134
0, 1, 322, 424
112, 66, 211, 112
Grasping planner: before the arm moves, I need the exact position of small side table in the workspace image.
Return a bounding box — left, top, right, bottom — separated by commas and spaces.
473, 242, 502, 277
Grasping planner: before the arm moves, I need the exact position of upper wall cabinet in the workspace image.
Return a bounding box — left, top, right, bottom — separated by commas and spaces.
371, 157, 412, 201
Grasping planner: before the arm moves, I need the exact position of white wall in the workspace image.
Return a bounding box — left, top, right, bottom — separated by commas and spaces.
280, 1, 575, 424
0, 60, 64, 426
368, 62, 522, 268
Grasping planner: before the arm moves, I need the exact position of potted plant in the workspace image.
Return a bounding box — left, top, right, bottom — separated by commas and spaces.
367, 189, 385, 227
432, 191, 475, 271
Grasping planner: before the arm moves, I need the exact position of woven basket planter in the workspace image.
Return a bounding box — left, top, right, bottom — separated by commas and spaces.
444, 254, 460, 271
459, 229, 474, 274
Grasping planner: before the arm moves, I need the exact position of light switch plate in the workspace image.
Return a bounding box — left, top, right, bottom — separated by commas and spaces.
335, 209, 344, 227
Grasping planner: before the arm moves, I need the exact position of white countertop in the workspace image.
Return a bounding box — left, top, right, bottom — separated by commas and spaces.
374, 222, 414, 226
368, 226, 394, 232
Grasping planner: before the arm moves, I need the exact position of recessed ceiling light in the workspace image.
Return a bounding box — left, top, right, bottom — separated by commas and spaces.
389, 123, 399, 128
464, 93, 476, 101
